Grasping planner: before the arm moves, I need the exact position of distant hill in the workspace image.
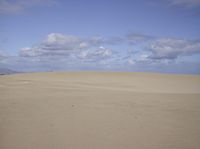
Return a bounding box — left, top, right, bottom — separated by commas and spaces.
0, 68, 18, 75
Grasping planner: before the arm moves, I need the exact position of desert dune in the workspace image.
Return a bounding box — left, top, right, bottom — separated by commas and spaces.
0, 72, 200, 149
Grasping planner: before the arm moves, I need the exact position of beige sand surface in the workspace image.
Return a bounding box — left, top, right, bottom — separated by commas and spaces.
0, 72, 200, 149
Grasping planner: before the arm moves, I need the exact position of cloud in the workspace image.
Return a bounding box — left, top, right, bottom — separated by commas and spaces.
0, 0, 58, 14
20, 33, 86, 57
168, 0, 200, 8
2, 33, 199, 74
19, 33, 115, 71
20, 33, 200, 65
147, 38, 200, 59
125, 37, 200, 74
78, 46, 112, 60
20, 33, 116, 58
20, 32, 157, 59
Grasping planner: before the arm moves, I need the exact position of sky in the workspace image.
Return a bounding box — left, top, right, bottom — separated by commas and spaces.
0, 0, 200, 74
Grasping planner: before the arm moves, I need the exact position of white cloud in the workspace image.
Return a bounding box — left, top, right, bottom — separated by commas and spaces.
20, 33, 85, 57
128, 59, 135, 65
0, 0, 58, 14
79, 42, 88, 49
4, 33, 200, 73
97, 46, 112, 57
20, 33, 114, 60
45, 33, 80, 45
148, 38, 200, 59
78, 46, 112, 60
20, 47, 36, 57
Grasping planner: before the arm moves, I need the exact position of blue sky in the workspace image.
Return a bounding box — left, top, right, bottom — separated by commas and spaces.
0, 0, 200, 74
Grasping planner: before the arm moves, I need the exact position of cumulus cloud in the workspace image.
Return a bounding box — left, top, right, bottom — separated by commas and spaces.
125, 37, 200, 73
168, 0, 200, 8
22, 33, 200, 62
20, 33, 86, 57
18, 33, 119, 71
20, 33, 115, 63
78, 46, 112, 60
0, 0, 58, 14
147, 38, 200, 59
3, 33, 199, 73
17, 33, 200, 65
15, 32, 156, 61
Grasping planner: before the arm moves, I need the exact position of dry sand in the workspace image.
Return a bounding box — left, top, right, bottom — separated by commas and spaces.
0, 72, 200, 149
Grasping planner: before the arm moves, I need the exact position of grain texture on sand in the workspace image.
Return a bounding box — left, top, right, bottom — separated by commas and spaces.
0, 72, 200, 149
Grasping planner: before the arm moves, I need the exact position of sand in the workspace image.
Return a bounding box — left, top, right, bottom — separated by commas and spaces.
0, 72, 200, 149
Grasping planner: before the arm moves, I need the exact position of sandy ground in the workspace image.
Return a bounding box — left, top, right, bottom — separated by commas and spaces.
0, 72, 200, 149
